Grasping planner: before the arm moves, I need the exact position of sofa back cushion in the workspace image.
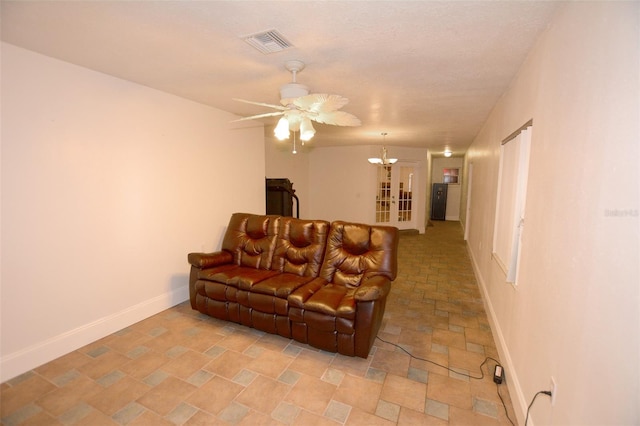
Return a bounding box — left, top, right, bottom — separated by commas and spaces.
320, 221, 399, 287
272, 217, 330, 277
222, 213, 280, 270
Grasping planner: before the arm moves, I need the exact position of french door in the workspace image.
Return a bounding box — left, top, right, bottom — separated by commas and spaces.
375, 163, 417, 230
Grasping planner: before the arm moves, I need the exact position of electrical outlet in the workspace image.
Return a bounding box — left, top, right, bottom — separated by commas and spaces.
550, 376, 557, 406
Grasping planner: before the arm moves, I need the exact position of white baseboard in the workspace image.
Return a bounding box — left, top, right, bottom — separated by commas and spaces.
466, 243, 527, 426
0, 287, 189, 382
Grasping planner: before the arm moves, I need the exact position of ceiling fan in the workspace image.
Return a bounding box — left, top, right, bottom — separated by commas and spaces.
233, 60, 361, 143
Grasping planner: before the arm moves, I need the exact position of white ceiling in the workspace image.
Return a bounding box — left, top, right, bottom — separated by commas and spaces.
1, 1, 559, 156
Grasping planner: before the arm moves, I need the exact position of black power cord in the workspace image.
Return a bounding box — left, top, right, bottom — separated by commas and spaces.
376, 336, 515, 426
524, 390, 552, 426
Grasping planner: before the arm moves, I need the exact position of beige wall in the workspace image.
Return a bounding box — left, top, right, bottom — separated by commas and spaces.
307, 145, 375, 223
462, 3, 639, 424
306, 145, 429, 231
267, 143, 429, 229
0, 43, 266, 381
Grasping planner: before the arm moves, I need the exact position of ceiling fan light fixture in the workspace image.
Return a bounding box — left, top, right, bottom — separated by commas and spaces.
234, 60, 360, 154
299, 118, 315, 141
274, 117, 290, 140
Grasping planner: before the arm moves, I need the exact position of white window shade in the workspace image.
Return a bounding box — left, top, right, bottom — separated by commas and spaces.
493, 125, 532, 284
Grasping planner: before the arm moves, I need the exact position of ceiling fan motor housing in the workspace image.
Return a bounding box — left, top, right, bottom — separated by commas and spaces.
280, 83, 309, 106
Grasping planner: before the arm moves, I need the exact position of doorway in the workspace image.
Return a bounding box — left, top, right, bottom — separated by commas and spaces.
375, 163, 417, 230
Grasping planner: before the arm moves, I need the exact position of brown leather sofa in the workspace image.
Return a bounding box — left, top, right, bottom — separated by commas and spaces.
188, 212, 399, 358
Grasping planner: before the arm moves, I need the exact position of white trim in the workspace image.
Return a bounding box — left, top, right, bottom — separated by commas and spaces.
464, 163, 473, 241
0, 287, 189, 382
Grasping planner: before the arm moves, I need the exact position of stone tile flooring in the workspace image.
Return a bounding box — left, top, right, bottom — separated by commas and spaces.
1, 221, 516, 425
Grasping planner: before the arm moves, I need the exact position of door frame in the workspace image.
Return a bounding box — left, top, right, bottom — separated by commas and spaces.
375, 161, 419, 230
464, 163, 473, 241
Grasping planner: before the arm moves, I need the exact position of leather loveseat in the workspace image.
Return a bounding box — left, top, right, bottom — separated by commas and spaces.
187, 212, 399, 358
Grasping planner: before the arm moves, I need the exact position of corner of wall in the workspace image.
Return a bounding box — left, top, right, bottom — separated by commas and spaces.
0, 287, 189, 382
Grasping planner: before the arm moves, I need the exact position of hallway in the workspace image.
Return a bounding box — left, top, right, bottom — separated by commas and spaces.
1, 221, 515, 425
381, 221, 515, 424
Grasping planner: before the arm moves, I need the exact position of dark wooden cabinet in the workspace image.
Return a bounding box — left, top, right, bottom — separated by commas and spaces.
430, 183, 447, 220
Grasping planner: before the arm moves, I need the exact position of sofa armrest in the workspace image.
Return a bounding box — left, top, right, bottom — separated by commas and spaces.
188, 251, 233, 269
354, 276, 392, 302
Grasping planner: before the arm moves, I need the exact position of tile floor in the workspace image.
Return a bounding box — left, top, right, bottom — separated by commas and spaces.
1, 221, 516, 425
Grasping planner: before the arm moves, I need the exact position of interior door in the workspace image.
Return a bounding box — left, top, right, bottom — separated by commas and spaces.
375, 163, 417, 230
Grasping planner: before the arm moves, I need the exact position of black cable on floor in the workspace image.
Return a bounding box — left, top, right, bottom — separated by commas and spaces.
376, 336, 515, 426
496, 381, 515, 426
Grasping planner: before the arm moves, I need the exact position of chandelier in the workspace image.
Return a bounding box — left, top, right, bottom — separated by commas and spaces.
368, 133, 397, 165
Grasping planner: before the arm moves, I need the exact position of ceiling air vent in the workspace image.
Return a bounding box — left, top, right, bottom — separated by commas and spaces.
243, 30, 293, 54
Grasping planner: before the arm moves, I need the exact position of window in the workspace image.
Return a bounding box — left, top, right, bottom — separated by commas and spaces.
493, 122, 532, 284
443, 168, 459, 184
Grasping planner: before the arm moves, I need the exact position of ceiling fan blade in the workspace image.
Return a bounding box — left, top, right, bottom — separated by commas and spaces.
312, 110, 361, 126
233, 98, 288, 111
231, 111, 285, 122
294, 94, 349, 113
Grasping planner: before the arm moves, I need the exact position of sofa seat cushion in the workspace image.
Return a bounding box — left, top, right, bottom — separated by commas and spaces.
198, 265, 279, 289
251, 273, 319, 298
297, 284, 357, 320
